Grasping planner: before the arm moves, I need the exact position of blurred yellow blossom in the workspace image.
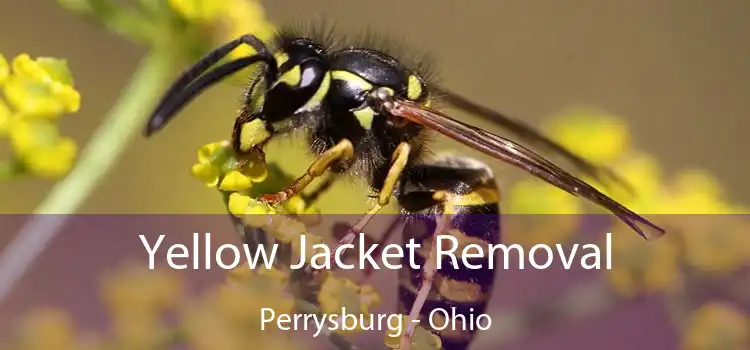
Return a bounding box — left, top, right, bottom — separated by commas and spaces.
318, 275, 381, 334
292, 232, 327, 264
0, 98, 12, 135
504, 178, 582, 246
181, 267, 299, 350
7, 118, 78, 178
17, 308, 78, 350
603, 152, 666, 210
168, 0, 226, 23
0, 53, 8, 84
4, 54, 80, 118
218, 0, 277, 59
0, 52, 80, 180
101, 264, 183, 316
383, 316, 442, 350
267, 215, 307, 243
604, 226, 681, 297
666, 169, 731, 214
676, 215, 750, 273
166, 0, 276, 61
684, 302, 748, 350
506, 178, 583, 215
544, 108, 631, 164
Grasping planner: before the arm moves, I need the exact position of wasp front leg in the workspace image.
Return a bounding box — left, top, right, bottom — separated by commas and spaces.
327, 142, 412, 266
259, 139, 355, 205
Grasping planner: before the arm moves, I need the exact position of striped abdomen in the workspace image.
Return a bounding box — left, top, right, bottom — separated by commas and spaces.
396, 156, 501, 350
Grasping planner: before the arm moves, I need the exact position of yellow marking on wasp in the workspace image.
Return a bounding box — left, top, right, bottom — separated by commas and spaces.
415, 228, 490, 259
436, 276, 489, 303
448, 187, 501, 206
353, 107, 376, 129
248, 80, 266, 114
276, 65, 301, 87
433, 191, 457, 215
239, 119, 271, 151
331, 70, 373, 90
299, 73, 331, 110
381, 86, 395, 96
274, 51, 289, 67
407, 75, 423, 100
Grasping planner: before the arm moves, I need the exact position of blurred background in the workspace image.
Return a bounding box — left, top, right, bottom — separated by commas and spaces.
0, 0, 749, 349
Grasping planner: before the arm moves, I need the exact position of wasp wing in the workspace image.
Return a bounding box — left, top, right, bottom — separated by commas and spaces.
434, 87, 634, 195
384, 98, 665, 240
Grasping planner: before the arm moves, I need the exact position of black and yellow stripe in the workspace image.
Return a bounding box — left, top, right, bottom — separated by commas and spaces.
397, 156, 500, 350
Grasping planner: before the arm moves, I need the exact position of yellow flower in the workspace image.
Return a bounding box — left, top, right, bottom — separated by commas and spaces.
544, 108, 631, 164
677, 215, 750, 273
110, 311, 165, 349
684, 302, 747, 350
7, 118, 78, 178
0, 53, 8, 85
4, 54, 80, 118
318, 275, 381, 334
604, 225, 681, 297
191, 162, 220, 187
168, 0, 226, 23
291, 232, 327, 265
227, 265, 290, 289
666, 169, 729, 214
504, 178, 582, 246
0, 98, 12, 135
506, 178, 583, 215
212, 269, 294, 329
267, 214, 307, 243
101, 265, 183, 316
0, 53, 80, 180
219, 0, 277, 60
190, 140, 268, 190
605, 153, 665, 210
17, 308, 77, 350
219, 170, 254, 191
383, 316, 442, 350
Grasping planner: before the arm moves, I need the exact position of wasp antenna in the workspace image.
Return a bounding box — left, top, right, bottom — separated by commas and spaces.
145, 56, 272, 136
144, 35, 277, 137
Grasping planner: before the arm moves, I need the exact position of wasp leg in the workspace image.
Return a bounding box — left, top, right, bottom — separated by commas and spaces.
260, 139, 355, 204
302, 172, 340, 207
400, 191, 455, 350
356, 216, 403, 283
327, 142, 412, 262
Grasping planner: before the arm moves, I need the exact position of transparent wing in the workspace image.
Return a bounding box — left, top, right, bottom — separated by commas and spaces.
434, 87, 634, 195
384, 98, 665, 240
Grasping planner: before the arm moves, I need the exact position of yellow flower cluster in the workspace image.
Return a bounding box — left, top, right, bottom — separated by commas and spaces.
0, 53, 80, 179
501, 108, 750, 298
168, 0, 277, 60
504, 179, 584, 247
318, 275, 382, 333
604, 230, 681, 297
189, 141, 385, 335
190, 140, 319, 219
3, 264, 307, 350
683, 302, 748, 350
183, 266, 299, 349
383, 315, 443, 350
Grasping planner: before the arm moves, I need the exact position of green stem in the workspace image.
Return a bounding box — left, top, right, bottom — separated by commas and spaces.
0, 50, 174, 301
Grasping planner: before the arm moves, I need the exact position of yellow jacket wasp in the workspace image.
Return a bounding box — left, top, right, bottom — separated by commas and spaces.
143, 23, 665, 350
